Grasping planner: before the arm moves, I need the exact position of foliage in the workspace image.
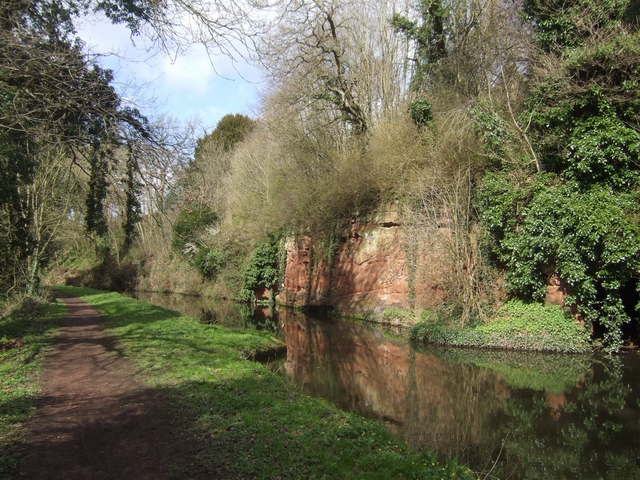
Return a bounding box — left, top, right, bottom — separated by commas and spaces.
123, 149, 142, 248
194, 247, 224, 280
85, 150, 110, 237
409, 97, 434, 126
470, 102, 517, 168
477, 0, 640, 350
194, 114, 255, 156
380, 309, 415, 322
480, 174, 640, 349
0, 296, 65, 477
522, 0, 632, 53
390, 0, 447, 90
171, 202, 218, 254
57, 287, 474, 479
410, 300, 591, 352
240, 234, 282, 300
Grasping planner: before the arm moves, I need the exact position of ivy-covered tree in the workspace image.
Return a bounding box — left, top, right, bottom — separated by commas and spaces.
390, 0, 448, 91
0, 0, 153, 292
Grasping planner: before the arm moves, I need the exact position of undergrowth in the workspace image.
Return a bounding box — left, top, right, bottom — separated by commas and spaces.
410, 300, 591, 353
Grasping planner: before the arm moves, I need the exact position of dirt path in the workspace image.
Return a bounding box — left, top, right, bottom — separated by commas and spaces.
20, 292, 200, 479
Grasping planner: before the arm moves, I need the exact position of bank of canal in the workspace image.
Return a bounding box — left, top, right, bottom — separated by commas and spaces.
133, 291, 640, 479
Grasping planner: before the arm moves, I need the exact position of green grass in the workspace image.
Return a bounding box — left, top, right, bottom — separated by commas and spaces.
0, 297, 66, 478
55, 286, 475, 479
410, 300, 591, 353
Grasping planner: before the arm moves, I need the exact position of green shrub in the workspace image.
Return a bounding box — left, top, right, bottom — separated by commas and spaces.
240, 234, 282, 300
194, 247, 224, 280
409, 97, 433, 126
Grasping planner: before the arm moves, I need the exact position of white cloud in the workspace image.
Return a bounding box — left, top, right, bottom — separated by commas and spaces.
75, 14, 263, 129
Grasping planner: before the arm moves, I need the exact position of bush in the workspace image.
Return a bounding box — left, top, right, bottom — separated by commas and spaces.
409, 97, 433, 126
410, 300, 591, 353
171, 203, 218, 254
240, 234, 282, 300
194, 247, 223, 280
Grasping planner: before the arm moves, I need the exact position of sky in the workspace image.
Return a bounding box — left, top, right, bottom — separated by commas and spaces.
76, 15, 264, 134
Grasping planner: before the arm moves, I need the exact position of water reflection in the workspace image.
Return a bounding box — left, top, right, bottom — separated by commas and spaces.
131, 291, 283, 339
276, 309, 640, 479
131, 292, 640, 478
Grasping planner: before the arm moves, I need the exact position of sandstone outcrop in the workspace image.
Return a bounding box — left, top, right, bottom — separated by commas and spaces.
275, 210, 564, 317
276, 210, 410, 315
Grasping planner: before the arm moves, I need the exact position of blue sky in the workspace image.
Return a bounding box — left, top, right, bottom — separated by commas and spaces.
76, 15, 264, 134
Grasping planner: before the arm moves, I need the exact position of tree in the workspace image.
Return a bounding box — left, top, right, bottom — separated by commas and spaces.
0, 0, 156, 291
23, 146, 80, 294
391, 0, 530, 99
195, 114, 256, 156
259, 0, 411, 137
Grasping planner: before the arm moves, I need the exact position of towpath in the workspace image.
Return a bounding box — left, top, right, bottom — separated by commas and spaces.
20, 292, 202, 479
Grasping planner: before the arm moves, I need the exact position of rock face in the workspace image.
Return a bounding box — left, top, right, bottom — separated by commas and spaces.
275, 210, 565, 316
545, 274, 568, 306
276, 211, 410, 315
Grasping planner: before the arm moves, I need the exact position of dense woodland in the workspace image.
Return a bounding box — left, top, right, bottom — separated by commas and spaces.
2, 0, 640, 351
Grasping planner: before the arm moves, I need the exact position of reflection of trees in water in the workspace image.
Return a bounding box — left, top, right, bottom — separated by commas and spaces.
498, 356, 640, 479
237, 304, 283, 338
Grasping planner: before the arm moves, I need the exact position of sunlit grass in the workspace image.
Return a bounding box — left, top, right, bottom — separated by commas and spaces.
57, 286, 475, 479
0, 298, 66, 478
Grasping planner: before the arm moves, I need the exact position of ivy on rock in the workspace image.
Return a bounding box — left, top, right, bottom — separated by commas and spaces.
479, 0, 640, 350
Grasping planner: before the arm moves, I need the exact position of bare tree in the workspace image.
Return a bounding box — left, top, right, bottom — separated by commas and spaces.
258, 0, 410, 137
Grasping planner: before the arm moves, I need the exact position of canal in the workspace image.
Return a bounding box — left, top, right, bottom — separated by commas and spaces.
133, 291, 640, 478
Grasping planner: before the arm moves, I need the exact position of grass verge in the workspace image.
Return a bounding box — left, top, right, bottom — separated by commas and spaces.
0, 296, 66, 478
55, 286, 475, 479
410, 300, 591, 353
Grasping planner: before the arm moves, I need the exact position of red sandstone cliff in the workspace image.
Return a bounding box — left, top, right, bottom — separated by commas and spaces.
276, 210, 411, 315
275, 210, 564, 317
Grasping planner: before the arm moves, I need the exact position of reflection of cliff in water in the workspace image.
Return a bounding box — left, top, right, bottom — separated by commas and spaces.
277, 309, 640, 479
279, 309, 509, 464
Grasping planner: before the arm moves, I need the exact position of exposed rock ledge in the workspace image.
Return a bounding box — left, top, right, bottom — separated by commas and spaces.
276, 210, 410, 315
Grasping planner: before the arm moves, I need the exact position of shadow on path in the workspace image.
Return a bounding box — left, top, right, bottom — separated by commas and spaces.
20, 292, 207, 480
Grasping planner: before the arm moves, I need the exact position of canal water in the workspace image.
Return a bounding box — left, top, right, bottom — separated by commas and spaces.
133, 291, 640, 479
